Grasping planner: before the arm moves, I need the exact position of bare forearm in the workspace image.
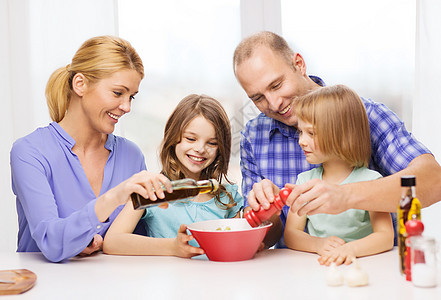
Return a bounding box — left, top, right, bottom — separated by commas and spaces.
284, 229, 320, 253
103, 233, 176, 256
346, 154, 441, 212
347, 232, 394, 258
95, 193, 127, 222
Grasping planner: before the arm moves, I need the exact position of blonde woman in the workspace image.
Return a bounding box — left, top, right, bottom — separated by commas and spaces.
284, 85, 394, 265
10, 36, 160, 262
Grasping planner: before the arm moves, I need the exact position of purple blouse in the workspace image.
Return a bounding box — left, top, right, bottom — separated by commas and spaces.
10, 122, 146, 262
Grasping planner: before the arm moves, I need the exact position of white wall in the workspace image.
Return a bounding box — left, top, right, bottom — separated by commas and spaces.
1, 0, 441, 252
414, 0, 441, 242
0, 0, 16, 253
0, 0, 117, 252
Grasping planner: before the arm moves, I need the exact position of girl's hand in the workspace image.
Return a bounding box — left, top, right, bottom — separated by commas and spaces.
173, 224, 205, 258
318, 243, 355, 266
316, 236, 346, 257
78, 234, 103, 257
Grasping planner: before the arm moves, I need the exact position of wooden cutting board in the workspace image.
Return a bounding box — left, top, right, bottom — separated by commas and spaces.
0, 269, 37, 295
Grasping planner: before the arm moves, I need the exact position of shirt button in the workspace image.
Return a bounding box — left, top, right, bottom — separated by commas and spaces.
97, 225, 102, 229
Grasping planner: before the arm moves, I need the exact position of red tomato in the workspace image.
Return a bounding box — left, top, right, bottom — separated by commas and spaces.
405, 219, 424, 236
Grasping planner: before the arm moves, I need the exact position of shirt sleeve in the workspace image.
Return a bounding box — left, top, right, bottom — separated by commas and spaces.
11, 142, 107, 262
366, 99, 431, 176
240, 126, 263, 207
296, 171, 307, 185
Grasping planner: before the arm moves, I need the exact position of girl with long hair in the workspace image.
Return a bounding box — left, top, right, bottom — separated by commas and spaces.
104, 94, 243, 258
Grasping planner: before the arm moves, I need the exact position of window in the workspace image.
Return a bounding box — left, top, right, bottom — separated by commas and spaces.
118, 0, 244, 183
118, 0, 416, 187
281, 0, 415, 126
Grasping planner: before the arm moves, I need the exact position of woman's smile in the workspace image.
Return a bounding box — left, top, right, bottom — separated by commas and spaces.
107, 112, 121, 122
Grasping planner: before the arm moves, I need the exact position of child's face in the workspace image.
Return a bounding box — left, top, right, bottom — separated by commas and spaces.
297, 118, 329, 164
175, 115, 218, 180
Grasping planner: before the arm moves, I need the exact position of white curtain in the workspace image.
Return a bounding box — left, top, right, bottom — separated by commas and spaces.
0, 0, 118, 252
414, 0, 441, 242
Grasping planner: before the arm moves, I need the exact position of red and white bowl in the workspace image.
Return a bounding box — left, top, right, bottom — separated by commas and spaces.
187, 219, 272, 262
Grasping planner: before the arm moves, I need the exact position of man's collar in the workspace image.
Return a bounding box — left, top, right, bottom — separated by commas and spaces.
310, 75, 325, 87
269, 118, 298, 138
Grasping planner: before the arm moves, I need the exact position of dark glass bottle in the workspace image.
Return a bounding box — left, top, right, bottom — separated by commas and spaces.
397, 175, 421, 275
131, 178, 219, 210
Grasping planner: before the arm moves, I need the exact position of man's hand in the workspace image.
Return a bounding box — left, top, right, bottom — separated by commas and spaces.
287, 179, 349, 216
248, 179, 280, 211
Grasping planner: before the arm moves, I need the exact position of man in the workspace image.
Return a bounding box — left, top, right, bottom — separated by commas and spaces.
233, 31, 441, 248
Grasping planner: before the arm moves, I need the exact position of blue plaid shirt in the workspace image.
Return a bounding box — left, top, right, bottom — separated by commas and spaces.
240, 76, 431, 248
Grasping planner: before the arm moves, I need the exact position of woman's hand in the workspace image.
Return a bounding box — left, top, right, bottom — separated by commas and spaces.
173, 224, 205, 258
109, 171, 173, 206
95, 171, 172, 222
78, 234, 103, 257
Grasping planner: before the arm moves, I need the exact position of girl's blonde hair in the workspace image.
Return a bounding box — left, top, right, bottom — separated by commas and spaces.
295, 85, 371, 168
160, 94, 236, 209
45, 36, 144, 122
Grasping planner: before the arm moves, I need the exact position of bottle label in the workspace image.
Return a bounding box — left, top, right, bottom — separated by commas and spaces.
398, 197, 421, 274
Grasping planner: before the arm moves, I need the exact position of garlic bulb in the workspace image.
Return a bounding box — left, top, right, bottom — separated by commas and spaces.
345, 258, 369, 287
326, 262, 344, 286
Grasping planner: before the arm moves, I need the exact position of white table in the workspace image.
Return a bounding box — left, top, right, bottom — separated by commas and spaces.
0, 248, 440, 299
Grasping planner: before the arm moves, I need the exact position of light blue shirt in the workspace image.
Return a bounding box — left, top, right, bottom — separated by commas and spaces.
142, 184, 244, 247
297, 167, 382, 242
10, 122, 146, 262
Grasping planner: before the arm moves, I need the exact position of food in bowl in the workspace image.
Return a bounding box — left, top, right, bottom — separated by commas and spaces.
187, 219, 272, 262
216, 226, 231, 231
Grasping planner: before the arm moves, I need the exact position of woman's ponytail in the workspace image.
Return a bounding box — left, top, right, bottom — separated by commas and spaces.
45, 36, 144, 123
45, 65, 71, 122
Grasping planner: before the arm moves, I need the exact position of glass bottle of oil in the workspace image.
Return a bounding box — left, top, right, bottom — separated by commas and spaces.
397, 175, 421, 274
131, 178, 219, 210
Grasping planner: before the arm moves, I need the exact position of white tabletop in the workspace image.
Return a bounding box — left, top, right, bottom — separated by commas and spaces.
0, 248, 440, 300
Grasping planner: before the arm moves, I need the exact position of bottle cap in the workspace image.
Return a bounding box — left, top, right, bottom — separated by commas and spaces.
401, 175, 416, 187
209, 179, 219, 192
